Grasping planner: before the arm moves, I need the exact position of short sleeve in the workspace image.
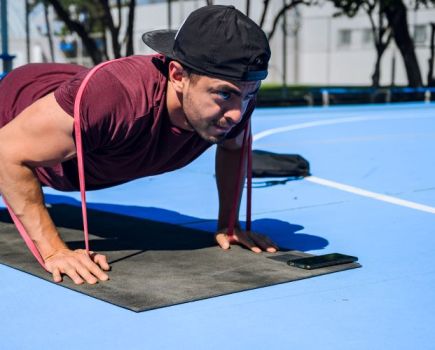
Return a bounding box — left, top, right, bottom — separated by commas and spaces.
54, 68, 133, 151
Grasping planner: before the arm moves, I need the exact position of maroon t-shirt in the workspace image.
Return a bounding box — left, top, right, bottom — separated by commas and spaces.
0, 55, 253, 191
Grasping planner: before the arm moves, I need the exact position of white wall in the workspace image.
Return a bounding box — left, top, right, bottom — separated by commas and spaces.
294, 1, 435, 86
131, 0, 435, 86
4, 0, 435, 86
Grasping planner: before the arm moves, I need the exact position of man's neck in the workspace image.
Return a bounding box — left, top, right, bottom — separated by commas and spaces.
166, 82, 193, 131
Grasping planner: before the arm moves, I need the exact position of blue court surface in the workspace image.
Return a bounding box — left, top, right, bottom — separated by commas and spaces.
1, 102, 434, 349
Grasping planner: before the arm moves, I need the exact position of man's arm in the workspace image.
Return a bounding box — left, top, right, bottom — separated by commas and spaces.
0, 93, 109, 284
214, 129, 278, 253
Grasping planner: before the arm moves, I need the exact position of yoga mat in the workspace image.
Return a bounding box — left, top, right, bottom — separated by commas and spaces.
0, 204, 361, 312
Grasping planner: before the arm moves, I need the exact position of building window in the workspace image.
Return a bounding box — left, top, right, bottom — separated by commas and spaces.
362, 28, 373, 45
414, 25, 427, 45
338, 29, 352, 47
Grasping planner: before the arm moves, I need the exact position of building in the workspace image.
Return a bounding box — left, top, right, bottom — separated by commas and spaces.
2, 0, 435, 86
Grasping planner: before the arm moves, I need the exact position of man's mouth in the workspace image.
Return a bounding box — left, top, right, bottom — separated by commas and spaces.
212, 126, 232, 136
215, 124, 230, 131
213, 120, 233, 133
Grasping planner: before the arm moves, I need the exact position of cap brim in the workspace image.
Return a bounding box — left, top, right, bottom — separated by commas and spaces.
142, 30, 177, 58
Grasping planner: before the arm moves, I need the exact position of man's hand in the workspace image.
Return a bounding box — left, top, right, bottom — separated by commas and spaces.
44, 248, 110, 285
215, 228, 279, 253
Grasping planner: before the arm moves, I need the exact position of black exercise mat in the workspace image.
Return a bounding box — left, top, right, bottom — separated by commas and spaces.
0, 205, 361, 312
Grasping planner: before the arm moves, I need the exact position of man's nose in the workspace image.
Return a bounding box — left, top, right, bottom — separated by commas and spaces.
225, 104, 244, 126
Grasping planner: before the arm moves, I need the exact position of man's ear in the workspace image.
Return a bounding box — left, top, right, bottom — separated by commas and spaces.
168, 61, 186, 93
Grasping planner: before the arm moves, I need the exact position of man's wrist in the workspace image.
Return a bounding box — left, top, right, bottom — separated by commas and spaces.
35, 233, 69, 259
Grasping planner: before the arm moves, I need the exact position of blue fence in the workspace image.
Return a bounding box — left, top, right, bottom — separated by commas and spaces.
318, 87, 435, 106
258, 86, 435, 107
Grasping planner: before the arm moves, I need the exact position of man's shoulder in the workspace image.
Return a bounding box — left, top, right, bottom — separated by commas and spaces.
103, 54, 168, 84
99, 54, 168, 106
53, 54, 168, 121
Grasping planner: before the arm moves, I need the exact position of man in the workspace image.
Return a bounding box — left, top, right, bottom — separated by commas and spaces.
0, 5, 278, 285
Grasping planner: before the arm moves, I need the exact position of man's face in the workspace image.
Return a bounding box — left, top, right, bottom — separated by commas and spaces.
181, 74, 260, 144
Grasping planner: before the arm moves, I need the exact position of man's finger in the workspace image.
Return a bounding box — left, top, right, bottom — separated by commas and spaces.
215, 232, 230, 249
52, 268, 62, 283
237, 233, 261, 253
264, 237, 279, 251
87, 261, 109, 281
250, 233, 278, 252
64, 267, 84, 285
79, 254, 109, 282
75, 263, 99, 285
93, 253, 111, 272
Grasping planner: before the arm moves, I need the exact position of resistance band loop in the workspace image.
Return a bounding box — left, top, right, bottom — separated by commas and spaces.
73, 60, 114, 255
3, 198, 47, 270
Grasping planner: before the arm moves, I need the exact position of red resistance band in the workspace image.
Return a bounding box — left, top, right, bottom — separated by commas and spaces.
3, 59, 253, 271
226, 124, 253, 236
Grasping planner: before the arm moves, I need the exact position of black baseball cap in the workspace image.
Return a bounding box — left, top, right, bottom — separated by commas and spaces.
142, 5, 271, 81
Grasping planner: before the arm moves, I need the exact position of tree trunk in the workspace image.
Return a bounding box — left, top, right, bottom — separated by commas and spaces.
368, 8, 392, 88
246, 0, 251, 17
102, 27, 109, 61
268, 1, 304, 41
383, 0, 422, 87
428, 23, 435, 87
43, 1, 55, 62
259, 0, 270, 28
25, 0, 31, 63
100, 0, 121, 58
372, 52, 381, 87
125, 0, 136, 56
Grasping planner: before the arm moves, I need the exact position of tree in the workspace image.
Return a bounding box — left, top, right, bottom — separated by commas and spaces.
368, 2, 393, 87
265, 0, 312, 40
329, 0, 393, 87
328, 0, 435, 87
43, 0, 56, 62
34, 0, 137, 65
382, 0, 422, 86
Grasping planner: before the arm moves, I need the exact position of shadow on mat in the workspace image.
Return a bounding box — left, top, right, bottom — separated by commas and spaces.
0, 194, 329, 256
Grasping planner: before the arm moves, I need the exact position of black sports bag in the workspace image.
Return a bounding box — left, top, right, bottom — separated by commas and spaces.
251, 150, 310, 178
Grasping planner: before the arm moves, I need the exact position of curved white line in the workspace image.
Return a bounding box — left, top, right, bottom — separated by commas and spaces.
252, 112, 435, 214
306, 176, 435, 214
253, 114, 434, 142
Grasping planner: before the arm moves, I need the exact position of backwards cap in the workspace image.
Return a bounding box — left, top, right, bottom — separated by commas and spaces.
142, 5, 271, 81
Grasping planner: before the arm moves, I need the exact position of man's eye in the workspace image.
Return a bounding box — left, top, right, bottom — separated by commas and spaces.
217, 91, 231, 101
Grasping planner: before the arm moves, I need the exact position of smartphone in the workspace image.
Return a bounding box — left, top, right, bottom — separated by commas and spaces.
287, 253, 358, 270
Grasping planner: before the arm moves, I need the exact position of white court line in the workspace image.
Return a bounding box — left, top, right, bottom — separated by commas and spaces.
306, 176, 435, 214
253, 114, 434, 142
253, 113, 435, 214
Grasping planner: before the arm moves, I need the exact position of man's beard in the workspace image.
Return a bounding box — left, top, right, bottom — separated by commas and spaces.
184, 115, 227, 145
182, 92, 228, 144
